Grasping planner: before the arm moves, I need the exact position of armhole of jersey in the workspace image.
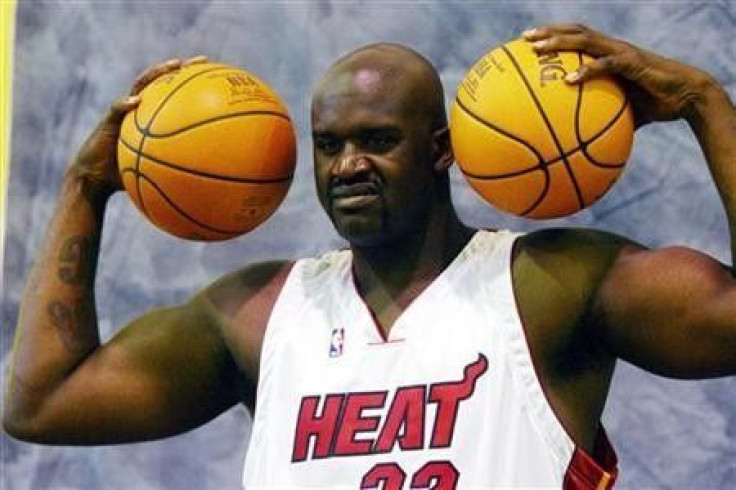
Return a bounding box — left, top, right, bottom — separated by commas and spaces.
501, 232, 618, 488
255, 251, 350, 397
243, 259, 306, 485
258, 259, 306, 377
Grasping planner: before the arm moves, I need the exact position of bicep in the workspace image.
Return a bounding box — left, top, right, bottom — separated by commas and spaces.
595, 245, 736, 378
31, 300, 241, 444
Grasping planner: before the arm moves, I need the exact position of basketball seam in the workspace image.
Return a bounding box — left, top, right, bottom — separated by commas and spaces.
454, 96, 546, 168
463, 172, 551, 217
502, 45, 585, 212
454, 117, 625, 181
133, 135, 148, 218
134, 66, 232, 131
119, 137, 293, 183
120, 168, 241, 236
133, 66, 234, 222
573, 61, 630, 169
454, 94, 552, 216
459, 141, 623, 181
580, 102, 630, 168
135, 110, 291, 138
455, 96, 626, 180
460, 165, 544, 180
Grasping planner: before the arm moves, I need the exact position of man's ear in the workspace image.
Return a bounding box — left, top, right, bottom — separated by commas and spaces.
432, 126, 454, 173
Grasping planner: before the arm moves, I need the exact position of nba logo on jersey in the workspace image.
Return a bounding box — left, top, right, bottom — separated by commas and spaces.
329, 327, 344, 357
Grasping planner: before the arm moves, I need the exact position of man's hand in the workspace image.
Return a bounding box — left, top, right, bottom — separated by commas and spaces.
523, 24, 719, 127
520, 25, 736, 378
68, 55, 208, 201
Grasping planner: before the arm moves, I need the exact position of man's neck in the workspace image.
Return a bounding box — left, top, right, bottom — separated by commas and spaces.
350, 208, 474, 334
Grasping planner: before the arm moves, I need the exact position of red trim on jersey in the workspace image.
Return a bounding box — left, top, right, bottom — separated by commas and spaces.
563, 429, 618, 490
366, 340, 406, 346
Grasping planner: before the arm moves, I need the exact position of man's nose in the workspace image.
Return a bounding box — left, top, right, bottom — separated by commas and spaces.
332, 143, 370, 179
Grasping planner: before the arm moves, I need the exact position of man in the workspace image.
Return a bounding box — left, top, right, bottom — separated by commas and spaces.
4, 24, 735, 488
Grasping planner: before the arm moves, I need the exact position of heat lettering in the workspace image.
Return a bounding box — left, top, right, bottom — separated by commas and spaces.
292, 354, 488, 462
374, 385, 426, 453
334, 392, 387, 456
292, 394, 344, 462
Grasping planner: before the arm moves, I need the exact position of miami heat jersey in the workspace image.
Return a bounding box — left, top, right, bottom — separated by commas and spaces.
242, 230, 617, 489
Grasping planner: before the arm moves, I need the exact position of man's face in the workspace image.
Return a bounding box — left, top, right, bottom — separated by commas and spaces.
312, 67, 437, 247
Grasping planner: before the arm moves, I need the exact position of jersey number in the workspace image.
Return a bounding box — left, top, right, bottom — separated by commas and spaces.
360, 461, 459, 490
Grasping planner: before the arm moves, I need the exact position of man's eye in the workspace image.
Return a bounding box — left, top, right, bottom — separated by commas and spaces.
315, 136, 341, 155
364, 134, 397, 152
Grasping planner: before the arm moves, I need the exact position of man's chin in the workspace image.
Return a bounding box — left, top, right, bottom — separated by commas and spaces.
333, 216, 388, 248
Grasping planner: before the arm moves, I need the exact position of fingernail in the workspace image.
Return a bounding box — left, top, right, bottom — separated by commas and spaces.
565, 71, 580, 82
532, 40, 548, 49
522, 28, 537, 38
127, 95, 141, 104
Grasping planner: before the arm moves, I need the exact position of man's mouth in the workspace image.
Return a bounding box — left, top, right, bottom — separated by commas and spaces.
329, 182, 381, 210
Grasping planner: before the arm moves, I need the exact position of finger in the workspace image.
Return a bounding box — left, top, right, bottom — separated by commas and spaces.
102, 95, 141, 126
182, 54, 209, 67
524, 25, 626, 59
523, 23, 590, 40
129, 58, 182, 95
563, 55, 635, 84
530, 33, 613, 58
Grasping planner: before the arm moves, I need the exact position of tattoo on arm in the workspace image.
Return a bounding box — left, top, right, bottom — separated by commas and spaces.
47, 299, 98, 355
49, 235, 100, 354
58, 236, 92, 285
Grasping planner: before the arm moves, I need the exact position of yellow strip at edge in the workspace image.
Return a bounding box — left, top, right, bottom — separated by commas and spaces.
0, 0, 16, 290
0, 1, 17, 481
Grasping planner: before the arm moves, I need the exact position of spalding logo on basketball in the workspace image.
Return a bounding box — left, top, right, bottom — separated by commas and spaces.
118, 62, 297, 241
450, 38, 634, 219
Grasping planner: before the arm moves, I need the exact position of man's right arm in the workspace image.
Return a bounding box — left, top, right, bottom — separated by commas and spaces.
2, 58, 271, 444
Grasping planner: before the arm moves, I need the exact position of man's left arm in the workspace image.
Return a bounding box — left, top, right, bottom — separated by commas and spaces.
526, 25, 736, 377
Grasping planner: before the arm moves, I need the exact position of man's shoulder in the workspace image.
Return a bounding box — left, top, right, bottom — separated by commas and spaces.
198, 247, 351, 315
509, 227, 635, 392
519, 226, 630, 250
511, 227, 643, 307
198, 260, 296, 318
514, 227, 638, 268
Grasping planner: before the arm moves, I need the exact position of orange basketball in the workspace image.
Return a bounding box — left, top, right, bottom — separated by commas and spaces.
118, 62, 297, 240
450, 38, 634, 219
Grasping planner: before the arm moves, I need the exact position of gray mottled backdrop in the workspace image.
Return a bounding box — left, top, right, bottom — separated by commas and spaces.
2, 1, 735, 489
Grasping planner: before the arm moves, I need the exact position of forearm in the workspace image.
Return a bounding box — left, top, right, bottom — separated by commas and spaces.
687, 81, 736, 267
5, 174, 110, 430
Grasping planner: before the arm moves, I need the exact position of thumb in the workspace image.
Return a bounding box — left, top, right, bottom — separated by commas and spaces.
103, 95, 141, 128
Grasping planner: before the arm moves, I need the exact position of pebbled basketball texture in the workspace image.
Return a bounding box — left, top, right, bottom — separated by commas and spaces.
118, 62, 297, 241
450, 38, 634, 219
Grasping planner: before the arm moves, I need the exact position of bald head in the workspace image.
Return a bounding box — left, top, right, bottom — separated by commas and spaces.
312, 43, 447, 131
311, 44, 456, 246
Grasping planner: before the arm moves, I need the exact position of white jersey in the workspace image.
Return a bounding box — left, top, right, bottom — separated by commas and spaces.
243, 230, 617, 489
